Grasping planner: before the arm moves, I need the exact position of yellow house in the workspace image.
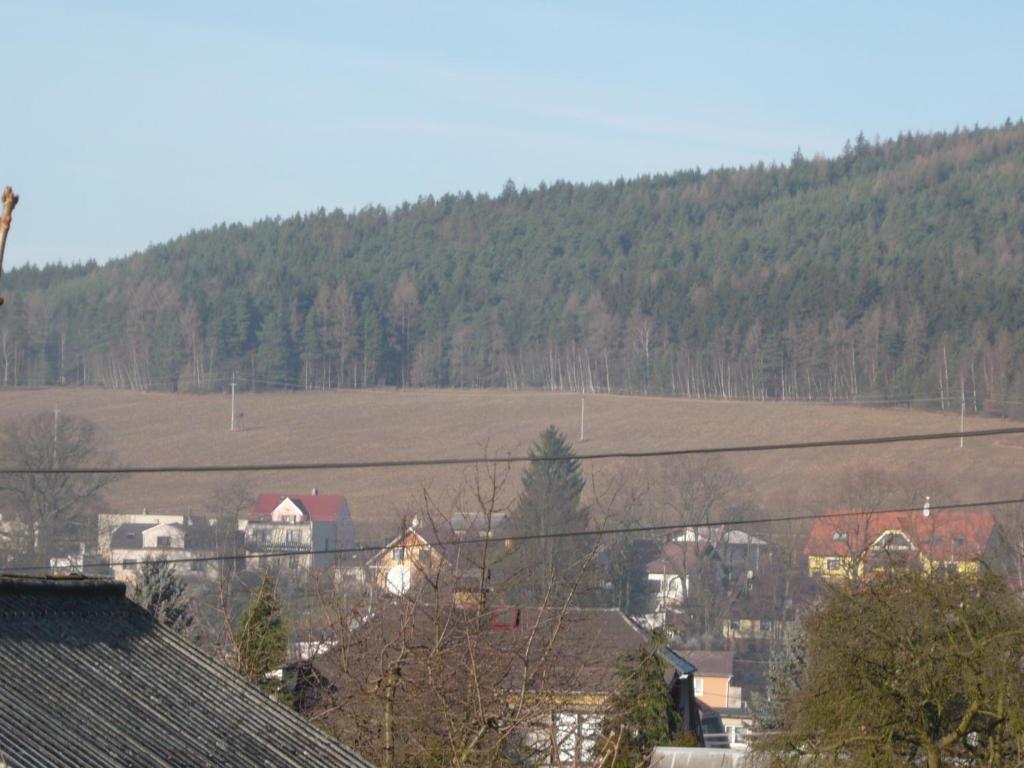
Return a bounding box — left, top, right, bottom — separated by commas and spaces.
804, 506, 997, 580
366, 526, 446, 595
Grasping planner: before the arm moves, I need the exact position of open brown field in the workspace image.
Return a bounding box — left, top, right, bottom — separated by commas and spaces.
0, 387, 1020, 541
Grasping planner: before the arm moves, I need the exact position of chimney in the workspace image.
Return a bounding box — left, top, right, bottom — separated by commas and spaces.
922, 496, 931, 518
311, 487, 318, 496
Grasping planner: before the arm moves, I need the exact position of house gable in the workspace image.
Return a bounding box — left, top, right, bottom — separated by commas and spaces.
272, 497, 306, 523
140, 522, 186, 549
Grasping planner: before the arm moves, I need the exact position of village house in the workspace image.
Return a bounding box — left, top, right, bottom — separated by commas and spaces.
683, 651, 751, 750
804, 501, 1000, 580
244, 490, 357, 572
642, 527, 773, 632
97, 511, 200, 556
365, 514, 504, 597
366, 523, 446, 595
512, 608, 703, 765
108, 518, 221, 582
308, 602, 702, 766
0, 574, 373, 767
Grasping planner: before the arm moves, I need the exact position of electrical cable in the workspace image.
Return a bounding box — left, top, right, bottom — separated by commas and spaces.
0, 426, 1021, 476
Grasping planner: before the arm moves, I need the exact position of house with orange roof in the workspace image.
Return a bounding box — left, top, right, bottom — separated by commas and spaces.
803, 500, 1000, 580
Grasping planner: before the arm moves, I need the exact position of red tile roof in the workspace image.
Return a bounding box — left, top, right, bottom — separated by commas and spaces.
804, 508, 997, 561
249, 493, 348, 524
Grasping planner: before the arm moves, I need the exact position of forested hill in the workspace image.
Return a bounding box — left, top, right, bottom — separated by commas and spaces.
5, 122, 1024, 411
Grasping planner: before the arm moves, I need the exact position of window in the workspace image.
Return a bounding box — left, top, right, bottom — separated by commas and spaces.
832, 531, 848, 542
760, 619, 773, 632
285, 529, 303, 544
827, 558, 842, 571
953, 536, 966, 546
418, 547, 432, 564
394, 547, 406, 563
190, 560, 206, 573
694, 677, 704, 696
287, 555, 300, 571
156, 536, 171, 547
123, 559, 137, 569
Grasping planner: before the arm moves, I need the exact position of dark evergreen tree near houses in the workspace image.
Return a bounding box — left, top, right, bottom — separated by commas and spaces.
509, 426, 590, 602
127, 558, 193, 633
598, 631, 685, 767
235, 573, 288, 695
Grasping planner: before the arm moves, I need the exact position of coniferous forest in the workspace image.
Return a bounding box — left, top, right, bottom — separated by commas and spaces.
4, 122, 1024, 413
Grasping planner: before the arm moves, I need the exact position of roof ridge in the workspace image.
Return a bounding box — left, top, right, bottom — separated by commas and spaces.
0, 575, 127, 597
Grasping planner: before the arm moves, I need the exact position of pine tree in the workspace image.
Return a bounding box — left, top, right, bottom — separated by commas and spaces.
127, 557, 193, 633
510, 425, 589, 601
301, 309, 321, 388
235, 573, 288, 694
255, 309, 291, 385
598, 632, 683, 766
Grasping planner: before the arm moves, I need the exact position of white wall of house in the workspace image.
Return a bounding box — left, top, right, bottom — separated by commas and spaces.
141, 523, 186, 549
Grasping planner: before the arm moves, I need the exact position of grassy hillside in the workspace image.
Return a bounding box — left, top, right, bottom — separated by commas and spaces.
0, 388, 1018, 541
4, 122, 1024, 410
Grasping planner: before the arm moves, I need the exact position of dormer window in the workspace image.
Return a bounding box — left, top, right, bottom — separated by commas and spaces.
832, 531, 848, 542
873, 531, 913, 552
156, 536, 171, 547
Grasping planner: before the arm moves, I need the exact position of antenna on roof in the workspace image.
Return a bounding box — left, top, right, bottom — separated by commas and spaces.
923, 496, 931, 517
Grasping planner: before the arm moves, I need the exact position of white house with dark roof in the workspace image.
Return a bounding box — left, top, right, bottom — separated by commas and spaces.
108, 518, 222, 583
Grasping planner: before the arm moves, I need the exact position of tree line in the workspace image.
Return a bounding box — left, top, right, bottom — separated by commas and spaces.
4, 121, 1024, 413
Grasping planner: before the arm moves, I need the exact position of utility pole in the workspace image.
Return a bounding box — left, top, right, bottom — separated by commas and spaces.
53, 406, 59, 464
960, 379, 966, 449
230, 372, 236, 432
579, 391, 586, 443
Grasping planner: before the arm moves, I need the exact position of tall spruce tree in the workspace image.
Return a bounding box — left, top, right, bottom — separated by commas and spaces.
510, 425, 590, 602
235, 573, 288, 694
127, 557, 193, 633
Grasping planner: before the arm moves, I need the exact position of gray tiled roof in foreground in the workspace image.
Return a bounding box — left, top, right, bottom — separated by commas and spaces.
0, 575, 373, 768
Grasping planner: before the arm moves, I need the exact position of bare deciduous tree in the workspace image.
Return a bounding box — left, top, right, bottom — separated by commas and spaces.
0, 411, 117, 567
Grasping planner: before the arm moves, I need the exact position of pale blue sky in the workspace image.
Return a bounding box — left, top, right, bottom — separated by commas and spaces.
5, 1, 1023, 267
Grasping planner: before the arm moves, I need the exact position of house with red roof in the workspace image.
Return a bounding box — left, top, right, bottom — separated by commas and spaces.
804, 501, 1000, 580
245, 490, 357, 572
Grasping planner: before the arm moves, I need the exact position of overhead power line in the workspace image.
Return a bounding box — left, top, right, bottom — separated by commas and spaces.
0, 426, 1021, 476
5, 496, 1023, 575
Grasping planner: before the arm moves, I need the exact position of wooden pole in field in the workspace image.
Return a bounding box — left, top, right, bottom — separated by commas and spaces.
0, 187, 19, 306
